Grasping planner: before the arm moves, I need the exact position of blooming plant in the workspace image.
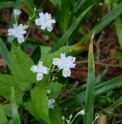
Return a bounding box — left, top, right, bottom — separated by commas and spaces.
1, 1, 121, 124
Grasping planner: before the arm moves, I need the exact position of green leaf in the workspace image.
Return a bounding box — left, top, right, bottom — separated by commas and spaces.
31, 83, 51, 124
59, 75, 122, 112
11, 87, 21, 124
115, 49, 122, 65
96, 67, 109, 84
0, 38, 10, 68
2, 104, 12, 117
46, 82, 63, 99
0, 104, 7, 123
50, 5, 92, 52
10, 44, 37, 91
49, 107, 62, 124
0, 75, 23, 104
0, 1, 15, 9
78, 3, 122, 44
24, 101, 38, 119
84, 34, 95, 124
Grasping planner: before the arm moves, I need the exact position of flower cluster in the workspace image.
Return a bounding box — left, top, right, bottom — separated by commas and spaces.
31, 61, 50, 81
8, 24, 28, 43
53, 53, 76, 77
8, 9, 55, 43
35, 12, 56, 32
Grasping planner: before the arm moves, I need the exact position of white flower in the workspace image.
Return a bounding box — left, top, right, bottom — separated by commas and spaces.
8, 24, 28, 43
48, 99, 55, 109
78, 110, 85, 115
13, 9, 21, 16
30, 61, 50, 81
62, 116, 65, 120
35, 12, 56, 32
53, 53, 76, 77
69, 114, 73, 119
47, 90, 51, 94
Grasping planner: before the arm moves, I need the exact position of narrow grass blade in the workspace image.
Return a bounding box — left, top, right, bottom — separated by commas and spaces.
78, 3, 122, 44
50, 5, 92, 53
84, 34, 95, 124
0, 38, 10, 68
113, 2, 122, 48
11, 87, 21, 124
0, 1, 15, 9
59, 75, 122, 112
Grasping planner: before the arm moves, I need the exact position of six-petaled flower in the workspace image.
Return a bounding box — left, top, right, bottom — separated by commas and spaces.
30, 61, 50, 81
53, 53, 76, 77
35, 12, 56, 32
8, 24, 28, 43
13, 9, 21, 16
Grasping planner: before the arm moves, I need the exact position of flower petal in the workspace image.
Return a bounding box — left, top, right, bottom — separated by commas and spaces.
35, 18, 43, 26
30, 65, 38, 73
62, 68, 71, 77
53, 58, 61, 66
8, 29, 15, 35
61, 53, 67, 62
17, 35, 24, 43
36, 72, 43, 81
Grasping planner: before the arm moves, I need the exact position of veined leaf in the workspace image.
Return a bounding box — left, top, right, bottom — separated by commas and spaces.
0, 75, 23, 104
0, 104, 7, 123
46, 82, 63, 99
49, 107, 62, 124
31, 83, 51, 124
10, 44, 37, 91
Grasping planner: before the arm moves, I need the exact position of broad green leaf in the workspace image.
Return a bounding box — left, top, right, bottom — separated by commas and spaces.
10, 44, 37, 91
49, 107, 62, 124
11, 87, 21, 124
78, 3, 122, 44
4, 119, 13, 124
2, 104, 12, 117
24, 101, 40, 120
0, 38, 10, 68
0, 104, 7, 123
46, 82, 63, 99
84, 34, 95, 124
50, 6, 92, 52
31, 83, 51, 124
7, 0, 22, 42
0, 1, 15, 9
0, 75, 23, 104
